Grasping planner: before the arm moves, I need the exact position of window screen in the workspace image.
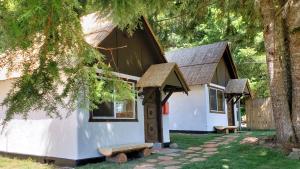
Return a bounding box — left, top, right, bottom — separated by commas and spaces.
115, 100, 135, 118
210, 87, 225, 113
217, 90, 224, 111
92, 102, 114, 117
210, 88, 217, 111
91, 80, 136, 120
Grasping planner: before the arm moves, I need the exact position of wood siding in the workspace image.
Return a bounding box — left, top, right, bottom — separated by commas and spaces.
246, 98, 275, 130
211, 57, 231, 87
99, 28, 163, 77
90, 26, 165, 122
227, 101, 235, 126
143, 88, 162, 142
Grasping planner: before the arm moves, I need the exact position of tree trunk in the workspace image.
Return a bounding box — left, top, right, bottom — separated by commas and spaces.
287, 0, 300, 142
259, 0, 296, 146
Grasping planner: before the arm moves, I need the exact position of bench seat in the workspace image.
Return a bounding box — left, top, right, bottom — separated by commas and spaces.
98, 143, 153, 157
214, 126, 237, 134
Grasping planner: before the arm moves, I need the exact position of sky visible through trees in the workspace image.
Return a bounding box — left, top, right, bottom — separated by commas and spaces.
150, 0, 269, 98
2, 0, 299, 147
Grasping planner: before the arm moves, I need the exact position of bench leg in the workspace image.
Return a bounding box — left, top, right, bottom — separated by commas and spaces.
216, 129, 224, 134
139, 148, 152, 157
107, 153, 127, 163
225, 129, 229, 134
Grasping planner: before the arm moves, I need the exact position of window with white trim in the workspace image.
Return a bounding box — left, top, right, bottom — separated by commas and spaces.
209, 87, 225, 113
91, 80, 136, 120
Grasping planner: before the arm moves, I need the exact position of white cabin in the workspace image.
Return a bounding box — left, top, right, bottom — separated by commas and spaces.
166, 42, 251, 133
0, 13, 189, 167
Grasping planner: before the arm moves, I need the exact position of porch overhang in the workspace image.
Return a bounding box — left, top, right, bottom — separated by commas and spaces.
225, 79, 251, 104
136, 63, 190, 95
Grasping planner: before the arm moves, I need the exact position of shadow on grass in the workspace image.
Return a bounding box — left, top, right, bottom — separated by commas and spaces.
182, 131, 300, 169
77, 133, 219, 169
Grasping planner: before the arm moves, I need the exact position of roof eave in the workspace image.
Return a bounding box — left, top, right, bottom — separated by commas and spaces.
141, 16, 167, 63
173, 64, 190, 94
225, 44, 239, 79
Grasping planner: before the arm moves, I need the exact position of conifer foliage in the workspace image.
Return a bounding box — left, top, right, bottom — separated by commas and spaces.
0, 0, 167, 123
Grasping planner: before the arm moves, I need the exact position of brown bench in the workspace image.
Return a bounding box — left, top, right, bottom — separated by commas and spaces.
214, 126, 237, 134
98, 143, 153, 163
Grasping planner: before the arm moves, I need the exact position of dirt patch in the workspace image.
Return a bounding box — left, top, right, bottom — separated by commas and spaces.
241, 134, 275, 143
261, 136, 277, 147
240, 137, 259, 145
240, 135, 280, 151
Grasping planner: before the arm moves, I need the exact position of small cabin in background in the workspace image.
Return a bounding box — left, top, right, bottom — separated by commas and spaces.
166, 42, 251, 133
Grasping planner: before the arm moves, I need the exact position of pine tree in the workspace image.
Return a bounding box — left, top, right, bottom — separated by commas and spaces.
0, 0, 167, 122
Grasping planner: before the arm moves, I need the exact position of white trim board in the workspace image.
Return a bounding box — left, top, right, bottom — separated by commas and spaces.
96, 69, 140, 81
208, 83, 225, 90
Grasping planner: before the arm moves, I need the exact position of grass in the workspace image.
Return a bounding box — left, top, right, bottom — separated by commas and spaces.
169, 133, 219, 149
77, 133, 218, 169
182, 131, 300, 169
76, 154, 160, 169
1, 131, 300, 169
0, 157, 53, 169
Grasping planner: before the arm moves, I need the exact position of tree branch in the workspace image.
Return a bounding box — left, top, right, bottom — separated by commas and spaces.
95, 45, 127, 51
276, 0, 292, 16
155, 13, 188, 22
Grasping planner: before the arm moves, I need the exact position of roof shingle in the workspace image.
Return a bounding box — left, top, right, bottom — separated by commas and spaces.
225, 79, 250, 95
136, 63, 189, 93
166, 42, 228, 85
80, 12, 116, 47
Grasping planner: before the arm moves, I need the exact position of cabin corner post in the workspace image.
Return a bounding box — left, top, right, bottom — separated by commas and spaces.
157, 89, 164, 143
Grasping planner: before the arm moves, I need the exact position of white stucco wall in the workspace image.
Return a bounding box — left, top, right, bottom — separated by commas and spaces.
0, 79, 78, 160
234, 100, 239, 127
205, 84, 229, 131
169, 84, 237, 132
168, 85, 208, 131
75, 72, 148, 159
0, 75, 172, 160
76, 96, 146, 159
162, 114, 170, 143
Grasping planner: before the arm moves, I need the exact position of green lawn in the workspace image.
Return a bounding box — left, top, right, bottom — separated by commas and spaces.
182, 131, 300, 169
0, 131, 300, 169
0, 157, 53, 169
169, 133, 219, 149
78, 133, 219, 169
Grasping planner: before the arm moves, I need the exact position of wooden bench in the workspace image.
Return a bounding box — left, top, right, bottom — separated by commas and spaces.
98, 143, 153, 163
214, 126, 237, 134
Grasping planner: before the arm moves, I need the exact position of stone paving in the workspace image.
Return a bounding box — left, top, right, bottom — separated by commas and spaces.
133, 134, 239, 169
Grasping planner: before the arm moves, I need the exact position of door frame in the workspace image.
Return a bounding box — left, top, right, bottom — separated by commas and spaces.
143, 88, 163, 143
227, 100, 235, 126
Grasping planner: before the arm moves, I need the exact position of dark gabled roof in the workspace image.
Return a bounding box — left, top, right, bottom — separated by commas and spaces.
1, 12, 167, 81
80, 12, 167, 62
81, 13, 190, 94
136, 63, 189, 94
225, 79, 250, 94
81, 12, 115, 47
165, 42, 238, 85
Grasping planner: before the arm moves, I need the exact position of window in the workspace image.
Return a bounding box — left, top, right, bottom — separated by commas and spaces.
209, 88, 217, 111
114, 99, 135, 118
209, 87, 225, 113
90, 80, 137, 121
217, 90, 224, 111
